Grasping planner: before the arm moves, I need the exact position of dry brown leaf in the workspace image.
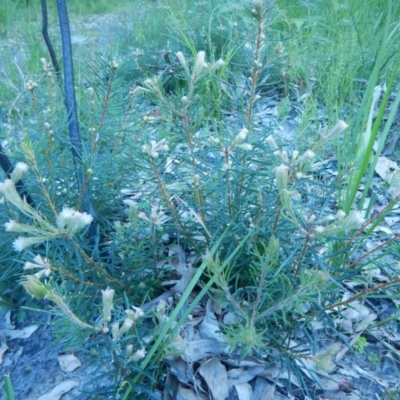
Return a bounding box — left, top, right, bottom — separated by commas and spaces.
336, 301, 370, 332
234, 382, 252, 400
354, 312, 377, 332
36, 380, 79, 400
315, 374, 351, 391
337, 367, 360, 379
58, 354, 81, 372
177, 386, 207, 400
198, 300, 226, 343
161, 245, 196, 294
252, 377, 276, 400
314, 342, 341, 373
198, 358, 229, 399
258, 367, 301, 387
176, 338, 228, 362
375, 156, 399, 181
321, 391, 359, 400
2, 324, 38, 340
384, 215, 400, 226
222, 356, 266, 368
228, 366, 265, 389
352, 364, 392, 388
390, 170, 400, 198
374, 156, 400, 198
3, 311, 14, 329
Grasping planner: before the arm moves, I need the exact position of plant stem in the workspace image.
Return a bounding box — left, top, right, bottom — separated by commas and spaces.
151, 159, 195, 248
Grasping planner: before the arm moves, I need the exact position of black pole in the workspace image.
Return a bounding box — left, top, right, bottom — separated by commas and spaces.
55, 0, 98, 242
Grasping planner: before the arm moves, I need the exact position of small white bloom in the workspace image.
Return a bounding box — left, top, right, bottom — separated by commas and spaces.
126, 344, 134, 356
123, 199, 137, 208
156, 299, 167, 314
26, 80, 38, 91
274, 150, 289, 164
335, 210, 346, 220
210, 58, 225, 71
266, 135, 278, 150
138, 205, 170, 226
132, 305, 145, 319
314, 226, 325, 234
233, 128, 248, 145
10, 162, 29, 183
128, 348, 147, 363
117, 318, 134, 339
143, 77, 159, 92
299, 150, 315, 162
221, 160, 233, 172
237, 143, 253, 151
340, 210, 365, 231
209, 137, 221, 146
24, 254, 52, 278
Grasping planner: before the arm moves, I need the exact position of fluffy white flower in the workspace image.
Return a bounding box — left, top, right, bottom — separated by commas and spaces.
142, 139, 169, 158
0, 180, 27, 211
57, 207, 93, 235
24, 254, 51, 278
138, 205, 170, 226
13, 236, 48, 252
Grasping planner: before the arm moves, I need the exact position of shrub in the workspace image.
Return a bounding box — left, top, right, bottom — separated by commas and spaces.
1, 0, 400, 398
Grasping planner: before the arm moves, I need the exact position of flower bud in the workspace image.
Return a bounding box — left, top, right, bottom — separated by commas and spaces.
274, 150, 289, 164
118, 317, 134, 337
275, 164, 290, 190
111, 322, 120, 341
192, 51, 207, 79
128, 348, 147, 363
176, 51, 190, 77
21, 275, 52, 299
322, 120, 348, 141
101, 287, 115, 323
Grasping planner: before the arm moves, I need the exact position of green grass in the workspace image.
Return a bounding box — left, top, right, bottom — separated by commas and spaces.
1, 0, 400, 399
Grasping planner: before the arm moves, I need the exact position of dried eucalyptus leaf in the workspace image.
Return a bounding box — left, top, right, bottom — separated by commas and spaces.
198, 358, 229, 399
234, 382, 252, 400
36, 380, 79, 400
